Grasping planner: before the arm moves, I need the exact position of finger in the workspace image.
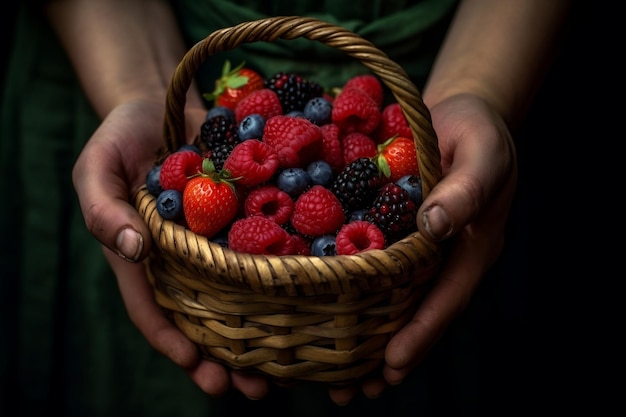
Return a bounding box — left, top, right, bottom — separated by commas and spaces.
230, 371, 270, 400
360, 376, 388, 399
104, 248, 199, 369
185, 360, 231, 397
383, 231, 488, 384
328, 384, 359, 406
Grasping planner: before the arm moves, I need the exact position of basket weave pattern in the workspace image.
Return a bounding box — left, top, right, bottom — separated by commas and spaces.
135, 16, 443, 385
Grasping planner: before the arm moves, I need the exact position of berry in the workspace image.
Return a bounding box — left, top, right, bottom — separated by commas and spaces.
341, 132, 378, 165
228, 216, 294, 255
203, 60, 265, 109
365, 182, 417, 241
342, 74, 384, 108
177, 143, 203, 155
238, 113, 265, 140
374, 136, 420, 183
348, 209, 368, 222
159, 150, 203, 193
145, 164, 164, 196
244, 185, 294, 226
234, 88, 283, 124
200, 115, 239, 149
156, 189, 183, 220
291, 185, 346, 237
206, 106, 235, 122
289, 233, 312, 256
310, 235, 337, 256
264, 72, 324, 114
331, 87, 381, 135
263, 115, 323, 168
396, 174, 423, 206
330, 157, 383, 214
183, 159, 239, 239
222, 139, 279, 187
276, 167, 311, 197
306, 160, 334, 187
208, 142, 236, 171
319, 123, 345, 173
303, 96, 333, 125
375, 102, 413, 144
335, 220, 385, 255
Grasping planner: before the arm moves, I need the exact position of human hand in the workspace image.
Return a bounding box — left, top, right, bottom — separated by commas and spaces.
72, 98, 270, 399
327, 93, 518, 405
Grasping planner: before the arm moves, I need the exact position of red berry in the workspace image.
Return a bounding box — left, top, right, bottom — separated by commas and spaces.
331, 87, 381, 135
289, 233, 312, 256
291, 185, 346, 237
341, 132, 378, 165
222, 139, 279, 187
228, 216, 294, 255
234, 88, 283, 124
159, 150, 203, 193
319, 123, 345, 173
375, 103, 413, 144
342, 74, 384, 108
335, 220, 385, 255
263, 115, 323, 168
244, 185, 294, 225
375, 136, 420, 182
203, 61, 265, 110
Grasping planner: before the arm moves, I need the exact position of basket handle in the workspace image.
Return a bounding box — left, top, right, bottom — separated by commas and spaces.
164, 16, 442, 196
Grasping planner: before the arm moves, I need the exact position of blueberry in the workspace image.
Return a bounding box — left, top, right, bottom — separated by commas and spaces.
276, 168, 311, 197
348, 209, 368, 222
145, 164, 164, 196
238, 113, 265, 140
396, 174, 423, 206
306, 160, 334, 187
156, 189, 183, 220
210, 232, 229, 248
303, 97, 332, 125
206, 106, 235, 122
311, 235, 337, 256
177, 143, 202, 155
285, 110, 306, 118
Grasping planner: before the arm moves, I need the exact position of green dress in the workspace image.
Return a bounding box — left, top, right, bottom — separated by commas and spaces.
1, 1, 526, 415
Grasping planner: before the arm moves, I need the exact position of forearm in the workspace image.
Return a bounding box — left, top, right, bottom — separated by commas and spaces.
423, 0, 571, 127
45, 0, 196, 119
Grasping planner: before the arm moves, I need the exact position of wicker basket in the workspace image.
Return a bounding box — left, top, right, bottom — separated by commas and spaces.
134, 16, 443, 386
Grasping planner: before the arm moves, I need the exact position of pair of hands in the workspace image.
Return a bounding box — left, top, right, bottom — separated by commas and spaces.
72, 92, 517, 405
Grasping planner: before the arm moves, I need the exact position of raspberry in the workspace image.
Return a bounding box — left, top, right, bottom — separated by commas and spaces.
331, 87, 381, 135
234, 88, 283, 124
263, 115, 323, 168
244, 185, 294, 226
291, 185, 346, 237
335, 220, 385, 255
319, 123, 345, 173
341, 132, 378, 165
223, 139, 279, 187
342, 74, 384, 108
159, 150, 203, 193
228, 216, 294, 255
289, 233, 312, 256
375, 102, 413, 144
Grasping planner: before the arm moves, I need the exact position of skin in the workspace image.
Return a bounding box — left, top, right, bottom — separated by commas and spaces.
46, 0, 571, 405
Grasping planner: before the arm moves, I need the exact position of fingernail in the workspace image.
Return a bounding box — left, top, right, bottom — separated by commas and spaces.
422, 204, 452, 240
116, 227, 143, 262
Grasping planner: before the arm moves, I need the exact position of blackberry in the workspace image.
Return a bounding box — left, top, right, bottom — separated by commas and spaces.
264, 72, 324, 114
365, 183, 417, 241
330, 157, 383, 214
200, 115, 239, 149
209, 141, 236, 170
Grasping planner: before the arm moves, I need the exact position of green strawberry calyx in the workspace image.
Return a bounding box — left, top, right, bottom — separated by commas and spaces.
372, 134, 399, 179
202, 60, 250, 103
188, 158, 240, 196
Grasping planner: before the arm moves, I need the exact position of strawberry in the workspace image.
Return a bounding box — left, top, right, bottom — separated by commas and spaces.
203, 60, 264, 110
374, 136, 420, 183
183, 159, 239, 238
